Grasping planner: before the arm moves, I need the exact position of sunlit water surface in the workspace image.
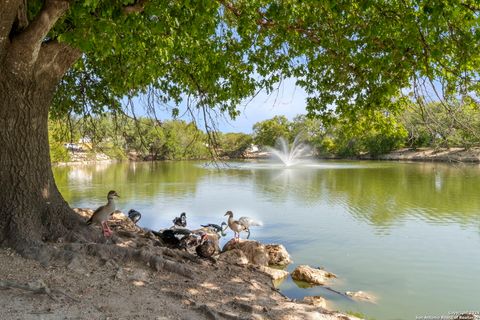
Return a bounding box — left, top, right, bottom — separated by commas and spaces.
54, 160, 480, 320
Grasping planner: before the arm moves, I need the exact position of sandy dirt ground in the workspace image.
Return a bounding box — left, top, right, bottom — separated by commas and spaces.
0, 210, 358, 320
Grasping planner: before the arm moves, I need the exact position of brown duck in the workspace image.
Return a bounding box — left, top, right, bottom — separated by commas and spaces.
195, 234, 216, 258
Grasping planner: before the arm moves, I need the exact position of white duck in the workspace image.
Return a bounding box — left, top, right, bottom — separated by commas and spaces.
224, 211, 262, 241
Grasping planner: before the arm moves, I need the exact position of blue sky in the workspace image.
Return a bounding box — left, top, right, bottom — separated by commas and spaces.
218, 78, 308, 133
129, 78, 309, 134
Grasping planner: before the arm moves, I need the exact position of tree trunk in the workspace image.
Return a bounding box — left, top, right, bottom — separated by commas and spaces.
0, 2, 93, 261
0, 71, 81, 253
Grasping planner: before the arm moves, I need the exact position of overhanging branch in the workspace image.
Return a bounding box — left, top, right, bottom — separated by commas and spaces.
217, 0, 241, 17
122, 0, 148, 14
6, 0, 70, 73
36, 40, 81, 85
461, 2, 480, 13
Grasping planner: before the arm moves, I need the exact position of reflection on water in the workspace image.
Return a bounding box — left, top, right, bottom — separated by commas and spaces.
54, 160, 480, 320
228, 161, 480, 228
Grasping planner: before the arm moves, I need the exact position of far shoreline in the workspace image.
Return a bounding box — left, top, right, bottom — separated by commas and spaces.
359, 147, 480, 163
53, 147, 480, 166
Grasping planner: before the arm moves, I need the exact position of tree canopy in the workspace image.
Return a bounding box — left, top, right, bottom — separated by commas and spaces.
8, 0, 477, 124
1, 0, 480, 252
253, 115, 291, 147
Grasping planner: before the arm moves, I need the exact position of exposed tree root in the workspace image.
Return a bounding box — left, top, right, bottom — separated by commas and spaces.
82, 243, 197, 279
3, 206, 206, 282
6, 227, 200, 283
0, 279, 52, 296
0, 279, 78, 302
195, 304, 244, 320
9, 238, 73, 267
14, 241, 197, 282
195, 304, 218, 320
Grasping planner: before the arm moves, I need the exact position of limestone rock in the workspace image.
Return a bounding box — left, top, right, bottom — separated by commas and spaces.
453, 313, 479, 320
302, 296, 328, 309
257, 265, 288, 281
222, 240, 269, 266
111, 210, 127, 220
345, 291, 377, 303
73, 208, 93, 219
218, 249, 249, 266
291, 265, 337, 286
265, 244, 292, 266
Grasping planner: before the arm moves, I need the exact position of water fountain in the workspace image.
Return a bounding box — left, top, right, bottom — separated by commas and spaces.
267, 135, 310, 167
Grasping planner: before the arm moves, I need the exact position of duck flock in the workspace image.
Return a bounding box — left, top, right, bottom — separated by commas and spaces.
87, 190, 263, 259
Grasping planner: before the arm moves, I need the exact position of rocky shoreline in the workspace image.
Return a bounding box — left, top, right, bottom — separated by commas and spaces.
372, 147, 480, 163
53, 151, 114, 166
238, 147, 480, 163
0, 209, 362, 320
53, 147, 480, 166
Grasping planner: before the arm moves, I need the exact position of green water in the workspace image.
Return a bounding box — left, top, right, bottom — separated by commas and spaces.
53, 160, 480, 320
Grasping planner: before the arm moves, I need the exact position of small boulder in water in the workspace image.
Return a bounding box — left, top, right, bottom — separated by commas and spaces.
453, 313, 478, 320
291, 265, 337, 286
345, 291, 377, 303
302, 296, 328, 309
257, 265, 289, 281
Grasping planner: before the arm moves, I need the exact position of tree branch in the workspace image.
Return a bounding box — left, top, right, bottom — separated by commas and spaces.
16, 0, 29, 31
217, 0, 241, 17
6, 0, 70, 74
122, 0, 147, 14
0, 0, 23, 59
36, 40, 81, 86
461, 2, 480, 13
218, 0, 324, 43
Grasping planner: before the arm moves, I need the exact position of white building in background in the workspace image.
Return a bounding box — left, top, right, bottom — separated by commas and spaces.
247, 144, 259, 153
64, 143, 83, 152
79, 137, 92, 144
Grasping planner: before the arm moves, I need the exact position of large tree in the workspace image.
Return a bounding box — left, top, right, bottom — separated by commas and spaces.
0, 1, 479, 255
253, 115, 291, 147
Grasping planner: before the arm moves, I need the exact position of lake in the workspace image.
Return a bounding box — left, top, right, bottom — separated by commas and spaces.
53, 160, 480, 320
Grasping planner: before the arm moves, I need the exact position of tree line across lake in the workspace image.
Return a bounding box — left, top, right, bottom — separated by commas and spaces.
49, 98, 480, 163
